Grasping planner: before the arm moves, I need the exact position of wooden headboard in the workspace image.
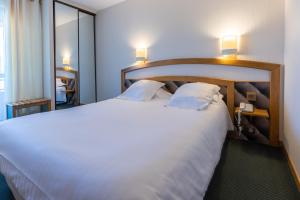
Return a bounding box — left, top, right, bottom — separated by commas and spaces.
121, 58, 281, 146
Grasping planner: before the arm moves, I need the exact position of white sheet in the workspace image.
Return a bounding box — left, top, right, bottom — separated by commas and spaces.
56, 86, 67, 103
0, 99, 233, 200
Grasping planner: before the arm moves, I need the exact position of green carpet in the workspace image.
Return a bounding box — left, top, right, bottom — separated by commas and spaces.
0, 175, 14, 200
0, 139, 299, 200
205, 139, 300, 200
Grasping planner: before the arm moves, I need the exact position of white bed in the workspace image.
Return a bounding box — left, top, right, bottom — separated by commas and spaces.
0, 98, 233, 200
56, 85, 67, 103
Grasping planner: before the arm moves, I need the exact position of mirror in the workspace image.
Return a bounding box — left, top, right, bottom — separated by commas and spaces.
79, 12, 96, 104
54, 2, 96, 110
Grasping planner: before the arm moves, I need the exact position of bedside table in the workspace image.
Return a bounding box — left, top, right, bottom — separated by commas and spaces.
233, 107, 269, 140
235, 107, 269, 118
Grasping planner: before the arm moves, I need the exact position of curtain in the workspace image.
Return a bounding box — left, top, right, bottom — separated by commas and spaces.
0, 0, 43, 120
0, 4, 6, 120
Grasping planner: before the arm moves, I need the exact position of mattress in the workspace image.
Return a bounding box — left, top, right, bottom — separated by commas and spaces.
0, 98, 233, 200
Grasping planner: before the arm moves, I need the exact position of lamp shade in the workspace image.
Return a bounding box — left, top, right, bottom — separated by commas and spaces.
136, 48, 147, 62
221, 36, 238, 56
63, 56, 70, 66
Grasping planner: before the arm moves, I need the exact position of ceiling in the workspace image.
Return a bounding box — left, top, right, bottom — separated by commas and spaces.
70, 0, 126, 11
56, 0, 126, 26
55, 3, 77, 27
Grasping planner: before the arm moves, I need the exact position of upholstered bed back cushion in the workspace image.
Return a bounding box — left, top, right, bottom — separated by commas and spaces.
125, 79, 271, 145
125, 79, 229, 102
234, 82, 270, 144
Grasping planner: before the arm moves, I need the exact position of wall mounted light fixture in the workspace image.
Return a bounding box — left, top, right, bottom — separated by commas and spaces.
136, 48, 148, 63
63, 56, 72, 71
221, 35, 238, 59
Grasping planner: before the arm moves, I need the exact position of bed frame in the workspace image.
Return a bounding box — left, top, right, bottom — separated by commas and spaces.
121, 58, 281, 146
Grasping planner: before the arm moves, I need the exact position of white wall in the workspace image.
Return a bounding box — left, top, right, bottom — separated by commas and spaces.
56, 20, 79, 70
284, 0, 300, 178
96, 0, 284, 100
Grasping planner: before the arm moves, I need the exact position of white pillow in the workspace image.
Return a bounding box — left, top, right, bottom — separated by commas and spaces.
168, 96, 210, 111
171, 82, 220, 101
118, 80, 165, 101
56, 78, 66, 87
167, 82, 220, 110
154, 88, 172, 99
213, 93, 224, 103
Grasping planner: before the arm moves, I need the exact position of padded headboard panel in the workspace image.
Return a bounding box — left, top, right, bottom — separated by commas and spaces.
125, 79, 229, 103
235, 82, 271, 144
124, 80, 271, 144
124, 76, 235, 121
125, 79, 228, 94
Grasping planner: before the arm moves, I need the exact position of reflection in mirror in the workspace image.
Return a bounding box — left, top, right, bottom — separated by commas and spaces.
79, 12, 96, 104
54, 2, 96, 110
55, 2, 78, 110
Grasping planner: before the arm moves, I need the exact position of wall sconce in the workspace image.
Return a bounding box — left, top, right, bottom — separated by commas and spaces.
136, 48, 148, 63
63, 56, 72, 71
221, 35, 238, 59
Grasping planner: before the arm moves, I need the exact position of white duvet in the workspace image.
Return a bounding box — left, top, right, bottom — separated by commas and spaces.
56, 86, 67, 103
0, 99, 233, 200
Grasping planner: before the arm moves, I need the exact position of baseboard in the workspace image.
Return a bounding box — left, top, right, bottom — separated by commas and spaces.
282, 143, 300, 191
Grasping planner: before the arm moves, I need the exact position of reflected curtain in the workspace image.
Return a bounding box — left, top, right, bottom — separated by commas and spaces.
1, 0, 43, 120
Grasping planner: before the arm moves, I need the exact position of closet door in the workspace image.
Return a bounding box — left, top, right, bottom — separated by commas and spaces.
54, 2, 96, 109
79, 12, 96, 104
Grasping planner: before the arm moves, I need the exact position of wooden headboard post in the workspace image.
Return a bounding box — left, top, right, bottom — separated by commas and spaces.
121, 58, 281, 146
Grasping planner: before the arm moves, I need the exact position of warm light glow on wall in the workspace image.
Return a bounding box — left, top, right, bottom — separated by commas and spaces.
63, 56, 70, 66
62, 56, 72, 71
221, 35, 239, 59
136, 48, 148, 63
130, 32, 156, 49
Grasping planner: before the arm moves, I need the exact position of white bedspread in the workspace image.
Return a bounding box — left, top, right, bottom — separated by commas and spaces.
0, 99, 233, 200
56, 86, 67, 103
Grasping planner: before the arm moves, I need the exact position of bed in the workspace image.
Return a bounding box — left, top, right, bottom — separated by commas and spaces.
0, 58, 281, 200
56, 82, 67, 103
0, 97, 232, 200
56, 67, 78, 105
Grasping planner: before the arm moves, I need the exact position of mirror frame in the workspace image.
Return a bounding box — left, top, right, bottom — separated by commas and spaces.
53, 0, 97, 109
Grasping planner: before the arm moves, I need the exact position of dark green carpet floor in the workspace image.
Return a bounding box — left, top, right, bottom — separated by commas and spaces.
0, 139, 299, 200
205, 139, 300, 200
0, 175, 14, 200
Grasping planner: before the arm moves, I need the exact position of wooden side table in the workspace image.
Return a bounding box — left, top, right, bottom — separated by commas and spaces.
235, 107, 269, 118
231, 107, 270, 141
6, 98, 51, 119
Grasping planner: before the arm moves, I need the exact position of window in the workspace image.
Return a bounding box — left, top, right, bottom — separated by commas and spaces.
0, 6, 5, 91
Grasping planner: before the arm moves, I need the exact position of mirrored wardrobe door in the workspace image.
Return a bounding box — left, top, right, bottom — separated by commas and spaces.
55, 2, 79, 109
79, 12, 96, 104
54, 1, 97, 110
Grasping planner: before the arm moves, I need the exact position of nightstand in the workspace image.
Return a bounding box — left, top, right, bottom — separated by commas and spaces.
232, 107, 269, 141
235, 107, 269, 118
